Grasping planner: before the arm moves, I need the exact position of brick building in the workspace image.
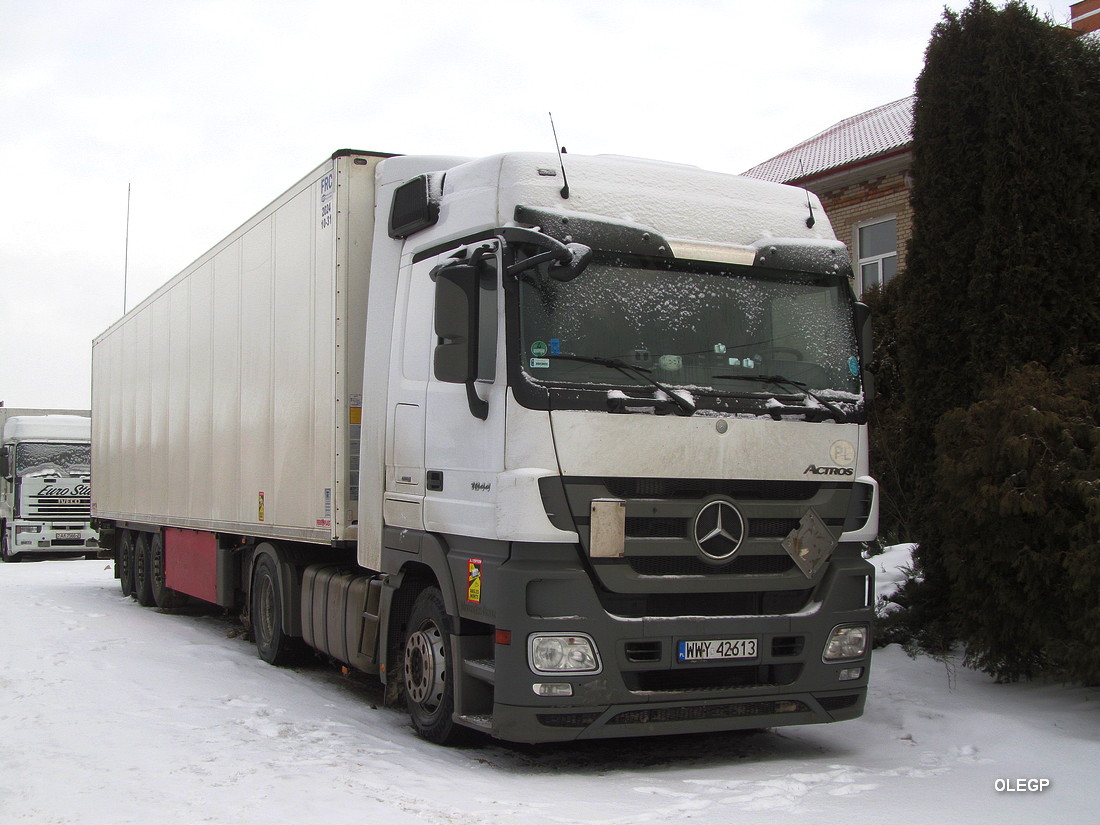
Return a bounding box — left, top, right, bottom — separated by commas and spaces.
742, 96, 914, 298
1071, 0, 1100, 34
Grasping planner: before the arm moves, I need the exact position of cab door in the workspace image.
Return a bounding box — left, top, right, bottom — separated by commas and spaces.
422, 243, 507, 540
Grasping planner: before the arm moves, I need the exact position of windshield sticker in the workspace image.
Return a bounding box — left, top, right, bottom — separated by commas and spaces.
530, 357, 550, 369
549, 338, 561, 355
530, 340, 548, 357
849, 356, 861, 377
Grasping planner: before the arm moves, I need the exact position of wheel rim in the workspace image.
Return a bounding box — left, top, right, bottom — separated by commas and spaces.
134, 543, 147, 590
256, 574, 277, 646
151, 540, 164, 589
404, 619, 446, 710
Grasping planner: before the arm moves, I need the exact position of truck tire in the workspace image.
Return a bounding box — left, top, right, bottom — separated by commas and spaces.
132, 532, 155, 607
251, 553, 306, 666
402, 587, 466, 745
118, 530, 135, 596
1, 523, 21, 563
150, 533, 186, 609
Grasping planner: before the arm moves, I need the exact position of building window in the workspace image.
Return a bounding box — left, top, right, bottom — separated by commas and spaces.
856, 217, 898, 295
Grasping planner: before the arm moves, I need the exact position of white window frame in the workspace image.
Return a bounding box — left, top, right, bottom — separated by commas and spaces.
854, 215, 898, 296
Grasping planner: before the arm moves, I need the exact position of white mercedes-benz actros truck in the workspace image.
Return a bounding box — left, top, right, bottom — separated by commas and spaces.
92, 149, 877, 743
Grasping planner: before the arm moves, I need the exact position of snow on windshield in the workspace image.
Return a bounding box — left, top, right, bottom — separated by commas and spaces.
519, 260, 859, 395
15, 442, 92, 477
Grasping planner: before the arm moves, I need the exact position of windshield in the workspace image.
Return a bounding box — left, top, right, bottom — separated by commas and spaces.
517, 257, 862, 399
14, 443, 92, 478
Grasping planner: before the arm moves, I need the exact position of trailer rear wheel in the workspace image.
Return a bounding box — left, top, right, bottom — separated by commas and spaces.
251, 553, 305, 666
150, 533, 186, 609
118, 530, 135, 596
133, 532, 155, 607
402, 587, 465, 744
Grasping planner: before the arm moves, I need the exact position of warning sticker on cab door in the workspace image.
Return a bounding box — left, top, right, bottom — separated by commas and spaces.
466, 558, 482, 603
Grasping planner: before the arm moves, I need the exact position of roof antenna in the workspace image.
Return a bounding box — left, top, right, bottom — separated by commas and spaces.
799, 160, 815, 228
549, 112, 570, 199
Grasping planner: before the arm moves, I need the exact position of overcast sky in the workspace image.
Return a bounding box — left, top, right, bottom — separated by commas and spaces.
1, 0, 1062, 410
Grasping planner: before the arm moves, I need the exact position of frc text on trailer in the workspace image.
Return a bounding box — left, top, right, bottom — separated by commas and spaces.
92, 149, 878, 744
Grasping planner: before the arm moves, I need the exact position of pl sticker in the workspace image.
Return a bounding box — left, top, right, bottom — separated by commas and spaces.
531, 340, 548, 357
466, 558, 482, 603
830, 440, 856, 466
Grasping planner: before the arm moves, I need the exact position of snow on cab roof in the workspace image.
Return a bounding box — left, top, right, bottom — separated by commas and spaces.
441, 152, 837, 247
3, 414, 91, 442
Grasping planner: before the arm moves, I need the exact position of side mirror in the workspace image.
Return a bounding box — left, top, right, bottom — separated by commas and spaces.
433, 263, 478, 384
433, 261, 490, 420
0, 446, 10, 479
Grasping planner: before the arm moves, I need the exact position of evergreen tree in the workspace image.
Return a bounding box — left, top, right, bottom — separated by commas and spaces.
894, 0, 1100, 679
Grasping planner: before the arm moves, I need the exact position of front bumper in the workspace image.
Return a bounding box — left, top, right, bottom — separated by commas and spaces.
463, 543, 873, 744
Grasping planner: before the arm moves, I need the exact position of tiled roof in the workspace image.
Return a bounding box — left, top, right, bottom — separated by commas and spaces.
742, 95, 914, 183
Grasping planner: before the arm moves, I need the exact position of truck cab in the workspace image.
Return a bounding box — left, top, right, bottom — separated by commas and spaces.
1, 414, 98, 561
364, 153, 878, 742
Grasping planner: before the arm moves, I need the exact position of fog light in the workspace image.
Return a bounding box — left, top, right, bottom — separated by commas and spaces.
839, 667, 863, 681
532, 682, 574, 697
823, 624, 868, 661
528, 633, 602, 675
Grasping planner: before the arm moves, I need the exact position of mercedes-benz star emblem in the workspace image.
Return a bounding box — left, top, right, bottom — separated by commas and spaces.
693, 500, 746, 560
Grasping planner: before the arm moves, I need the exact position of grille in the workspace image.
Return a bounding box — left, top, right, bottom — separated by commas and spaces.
624, 555, 794, 577
29, 498, 91, 518
771, 636, 805, 656
536, 712, 603, 728
624, 516, 843, 541
606, 478, 823, 501
818, 694, 860, 712
608, 700, 810, 725
623, 663, 802, 692
626, 517, 683, 538
599, 588, 812, 618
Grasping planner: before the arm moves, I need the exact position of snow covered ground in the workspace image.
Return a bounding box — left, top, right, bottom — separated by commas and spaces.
1, 558, 1096, 825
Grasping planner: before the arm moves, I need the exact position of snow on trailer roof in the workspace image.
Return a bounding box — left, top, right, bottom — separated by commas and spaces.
3, 414, 91, 442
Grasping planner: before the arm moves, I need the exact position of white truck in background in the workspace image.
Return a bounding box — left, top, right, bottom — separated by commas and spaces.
92, 149, 877, 744
1, 408, 98, 561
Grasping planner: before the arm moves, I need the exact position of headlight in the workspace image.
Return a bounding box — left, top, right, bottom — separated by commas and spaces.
528, 633, 602, 674
823, 624, 869, 661
16, 525, 43, 535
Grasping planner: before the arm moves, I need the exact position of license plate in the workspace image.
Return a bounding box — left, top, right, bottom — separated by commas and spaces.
55, 532, 81, 540
678, 638, 758, 662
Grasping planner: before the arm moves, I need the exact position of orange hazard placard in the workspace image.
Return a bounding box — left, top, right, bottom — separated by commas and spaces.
466, 558, 482, 603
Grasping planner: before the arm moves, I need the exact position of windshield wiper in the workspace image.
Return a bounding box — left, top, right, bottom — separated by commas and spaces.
712, 374, 848, 421
549, 354, 696, 415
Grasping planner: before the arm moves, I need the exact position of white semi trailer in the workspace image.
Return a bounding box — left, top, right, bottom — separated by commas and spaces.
1, 409, 98, 561
91, 149, 877, 744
